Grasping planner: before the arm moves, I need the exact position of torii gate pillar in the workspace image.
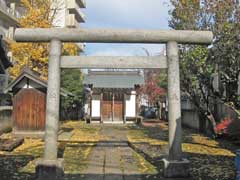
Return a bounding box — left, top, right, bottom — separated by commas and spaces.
163, 41, 189, 177
36, 39, 64, 180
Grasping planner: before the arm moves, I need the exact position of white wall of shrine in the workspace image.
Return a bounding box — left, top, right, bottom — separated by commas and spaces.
91, 94, 101, 117
91, 100, 100, 117
125, 91, 136, 117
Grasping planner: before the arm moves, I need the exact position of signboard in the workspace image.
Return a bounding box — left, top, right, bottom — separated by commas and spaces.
0, 74, 8, 93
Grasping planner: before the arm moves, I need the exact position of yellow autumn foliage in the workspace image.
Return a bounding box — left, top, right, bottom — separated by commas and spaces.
133, 151, 158, 174
61, 121, 102, 142
10, 0, 79, 79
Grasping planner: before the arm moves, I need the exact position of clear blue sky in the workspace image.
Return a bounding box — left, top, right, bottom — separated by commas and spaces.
82, 0, 171, 56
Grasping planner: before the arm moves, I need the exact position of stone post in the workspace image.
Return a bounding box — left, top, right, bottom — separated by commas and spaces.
163, 41, 189, 178
112, 92, 115, 121
123, 94, 126, 123
238, 73, 240, 96
36, 39, 64, 180
100, 93, 103, 123
90, 94, 92, 123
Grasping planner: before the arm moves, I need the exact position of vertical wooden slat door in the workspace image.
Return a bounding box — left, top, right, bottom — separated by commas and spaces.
102, 92, 112, 121
113, 93, 124, 121
13, 89, 46, 131
102, 92, 124, 122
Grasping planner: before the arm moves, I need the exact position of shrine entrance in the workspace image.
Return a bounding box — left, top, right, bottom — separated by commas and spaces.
9, 27, 213, 179
102, 92, 124, 122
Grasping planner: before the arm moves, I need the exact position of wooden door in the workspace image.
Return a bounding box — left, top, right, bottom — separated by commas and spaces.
13, 89, 46, 131
102, 93, 112, 121
113, 93, 124, 121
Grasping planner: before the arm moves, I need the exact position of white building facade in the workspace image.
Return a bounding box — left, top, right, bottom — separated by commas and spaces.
51, 0, 86, 51
52, 0, 85, 28
0, 0, 19, 37
84, 71, 145, 123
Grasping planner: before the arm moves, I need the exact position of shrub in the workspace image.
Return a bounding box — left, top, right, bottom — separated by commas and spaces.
215, 118, 232, 135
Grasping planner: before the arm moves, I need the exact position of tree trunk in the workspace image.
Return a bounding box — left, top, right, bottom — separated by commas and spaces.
198, 108, 217, 137
206, 109, 217, 136
158, 101, 162, 120
191, 95, 217, 137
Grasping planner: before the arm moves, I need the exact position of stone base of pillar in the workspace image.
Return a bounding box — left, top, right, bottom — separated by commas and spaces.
35, 158, 64, 180
163, 158, 190, 178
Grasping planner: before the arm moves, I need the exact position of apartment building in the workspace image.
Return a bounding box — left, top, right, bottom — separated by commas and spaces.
52, 0, 86, 52
0, 0, 21, 93
0, 0, 19, 37
52, 0, 86, 28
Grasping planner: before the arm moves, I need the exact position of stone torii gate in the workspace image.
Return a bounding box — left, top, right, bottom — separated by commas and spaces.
9, 28, 213, 179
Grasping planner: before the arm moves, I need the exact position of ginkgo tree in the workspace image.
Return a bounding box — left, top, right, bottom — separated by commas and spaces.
9, 0, 79, 79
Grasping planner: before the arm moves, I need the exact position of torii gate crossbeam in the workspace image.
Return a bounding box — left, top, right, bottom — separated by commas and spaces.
10, 27, 212, 44
9, 27, 213, 180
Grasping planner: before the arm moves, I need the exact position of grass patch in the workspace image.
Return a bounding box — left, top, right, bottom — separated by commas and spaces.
19, 142, 95, 174
18, 121, 98, 174
61, 121, 101, 142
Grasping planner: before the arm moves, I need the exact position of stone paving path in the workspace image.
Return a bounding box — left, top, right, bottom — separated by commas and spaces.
82, 125, 142, 180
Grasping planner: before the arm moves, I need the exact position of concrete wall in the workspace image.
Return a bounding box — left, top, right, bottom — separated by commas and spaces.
181, 97, 240, 132
181, 110, 199, 130
0, 106, 12, 135
181, 98, 200, 130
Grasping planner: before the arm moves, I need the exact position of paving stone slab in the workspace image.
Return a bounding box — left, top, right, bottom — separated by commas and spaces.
84, 147, 105, 174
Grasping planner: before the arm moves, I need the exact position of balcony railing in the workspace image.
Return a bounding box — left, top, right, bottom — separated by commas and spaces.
66, 0, 85, 23
0, 2, 18, 25
67, 0, 86, 8
76, 0, 86, 8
